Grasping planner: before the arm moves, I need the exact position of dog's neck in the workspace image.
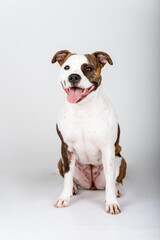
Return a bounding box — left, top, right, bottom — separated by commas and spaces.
65, 86, 104, 116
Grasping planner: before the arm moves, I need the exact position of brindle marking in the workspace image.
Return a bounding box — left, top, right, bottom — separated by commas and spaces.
81, 57, 102, 90
81, 52, 113, 90
56, 124, 71, 175
116, 158, 127, 183
115, 124, 127, 183
57, 158, 65, 177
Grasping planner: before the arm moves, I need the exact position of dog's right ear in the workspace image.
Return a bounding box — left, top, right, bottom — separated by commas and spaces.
51, 50, 71, 66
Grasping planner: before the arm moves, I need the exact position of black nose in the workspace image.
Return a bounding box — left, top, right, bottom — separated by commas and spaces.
68, 74, 81, 84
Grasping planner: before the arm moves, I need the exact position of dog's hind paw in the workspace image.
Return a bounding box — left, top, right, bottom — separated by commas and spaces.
72, 183, 78, 195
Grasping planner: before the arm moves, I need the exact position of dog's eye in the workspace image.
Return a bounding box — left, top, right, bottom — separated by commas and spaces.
64, 65, 70, 70
85, 66, 94, 72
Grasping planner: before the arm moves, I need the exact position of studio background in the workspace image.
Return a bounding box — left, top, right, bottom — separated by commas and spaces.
0, 0, 159, 240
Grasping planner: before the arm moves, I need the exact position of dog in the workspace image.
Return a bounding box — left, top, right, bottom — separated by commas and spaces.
51, 50, 127, 214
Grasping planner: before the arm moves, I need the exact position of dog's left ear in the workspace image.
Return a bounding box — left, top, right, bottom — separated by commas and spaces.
92, 51, 113, 67
51, 50, 71, 66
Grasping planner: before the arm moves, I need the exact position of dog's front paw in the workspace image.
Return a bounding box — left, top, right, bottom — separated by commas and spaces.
105, 202, 121, 214
54, 197, 70, 208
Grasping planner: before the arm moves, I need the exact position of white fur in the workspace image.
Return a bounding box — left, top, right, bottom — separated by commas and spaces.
55, 54, 121, 214
59, 54, 93, 89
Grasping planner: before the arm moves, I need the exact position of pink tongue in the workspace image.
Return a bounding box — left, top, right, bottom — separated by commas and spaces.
67, 88, 83, 103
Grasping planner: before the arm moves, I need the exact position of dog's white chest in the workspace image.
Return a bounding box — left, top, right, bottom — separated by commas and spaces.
67, 122, 102, 164
57, 89, 118, 165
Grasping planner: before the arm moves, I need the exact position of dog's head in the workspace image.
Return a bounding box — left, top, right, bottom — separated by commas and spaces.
52, 50, 113, 103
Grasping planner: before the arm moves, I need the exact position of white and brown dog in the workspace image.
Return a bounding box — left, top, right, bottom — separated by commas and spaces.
52, 50, 127, 214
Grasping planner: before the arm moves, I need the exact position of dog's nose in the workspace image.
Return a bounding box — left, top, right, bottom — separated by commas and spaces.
68, 74, 81, 84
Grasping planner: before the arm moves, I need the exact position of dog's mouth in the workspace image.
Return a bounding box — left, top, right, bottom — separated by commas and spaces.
62, 85, 95, 103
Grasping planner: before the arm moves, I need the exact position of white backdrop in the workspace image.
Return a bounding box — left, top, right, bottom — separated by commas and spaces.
0, 1, 160, 239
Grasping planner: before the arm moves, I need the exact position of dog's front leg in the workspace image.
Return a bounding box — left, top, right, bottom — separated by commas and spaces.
102, 145, 121, 214
54, 156, 75, 208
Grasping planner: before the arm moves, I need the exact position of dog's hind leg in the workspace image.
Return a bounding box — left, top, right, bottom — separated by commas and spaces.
115, 156, 127, 197
114, 125, 127, 198
73, 181, 78, 195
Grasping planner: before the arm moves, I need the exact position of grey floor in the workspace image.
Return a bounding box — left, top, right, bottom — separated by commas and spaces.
0, 168, 160, 240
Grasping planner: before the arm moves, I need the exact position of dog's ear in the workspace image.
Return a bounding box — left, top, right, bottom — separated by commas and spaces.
51, 50, 71, 66
92, 51, 113, 67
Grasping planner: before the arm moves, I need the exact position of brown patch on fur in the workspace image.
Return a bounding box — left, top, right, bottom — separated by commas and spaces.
82, 51, 113, 90
57, 158, 65, 177
116, 190, 121, 198
82, 54, 102, 90
56, 124, 72, 174
117, 158, 127, 183
51, 50, 74, 66
72, 184, 78, 195
115, 124, 127, 183
115, 124, 121, 157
